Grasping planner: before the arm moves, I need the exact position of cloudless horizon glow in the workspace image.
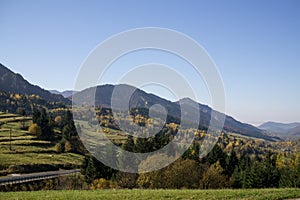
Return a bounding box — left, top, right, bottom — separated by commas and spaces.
0, 0, 299, 125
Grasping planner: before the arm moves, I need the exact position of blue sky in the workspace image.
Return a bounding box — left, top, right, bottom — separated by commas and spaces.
0, 0, 299, 125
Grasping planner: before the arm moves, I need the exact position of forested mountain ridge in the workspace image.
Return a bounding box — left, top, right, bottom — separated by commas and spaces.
0, 63, 70, 104
0, 63, 284, 141
73, 84, 280, 141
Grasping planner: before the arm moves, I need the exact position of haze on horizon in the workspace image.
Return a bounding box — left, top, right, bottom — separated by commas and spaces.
0, 0, 299, 125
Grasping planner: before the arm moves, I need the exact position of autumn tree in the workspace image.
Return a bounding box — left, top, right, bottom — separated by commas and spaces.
201, 161, 227, 189
163, 158, 204, 189
28, 123, 42, 136
137, 153, 171, 189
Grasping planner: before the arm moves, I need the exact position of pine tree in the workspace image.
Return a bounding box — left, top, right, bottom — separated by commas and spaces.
33, 108, 53, 140
82, 155, 97, 184
206, 144, 226, 169
62, 110, 77, 140
231, 166, 242, 188
224, 149, 239, 177
123, 135, 134, 152
120, 135, 138, 172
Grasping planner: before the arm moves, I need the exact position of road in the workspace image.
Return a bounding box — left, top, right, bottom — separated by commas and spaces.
0, 169, 80, 186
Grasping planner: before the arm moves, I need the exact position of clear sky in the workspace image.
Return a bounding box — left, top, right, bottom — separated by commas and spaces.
0, 0, 300, 125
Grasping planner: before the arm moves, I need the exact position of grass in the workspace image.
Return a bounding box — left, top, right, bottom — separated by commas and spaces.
0, 188, 300, 200
0, 113, 133, 174
75, 120, 128, 149
0, 151, 84, 167
0, 113, 84, 174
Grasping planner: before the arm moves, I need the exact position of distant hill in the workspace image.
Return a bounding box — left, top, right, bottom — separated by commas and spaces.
49, 90, 77, 98
259, 122, 300, 139
73, 84, 280, 141
0, 63, 70, 104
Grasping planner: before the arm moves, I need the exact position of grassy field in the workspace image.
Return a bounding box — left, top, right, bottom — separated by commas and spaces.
0, 112, 84, 174
0, 112, 131, 175
0, 188, 300, 200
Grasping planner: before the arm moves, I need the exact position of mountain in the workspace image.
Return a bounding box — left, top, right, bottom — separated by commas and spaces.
0, 63, 70, 104
49, 90, 77, 98
0, 63, 282, 142
73, 84, 280, 141
259, 122, 300, 139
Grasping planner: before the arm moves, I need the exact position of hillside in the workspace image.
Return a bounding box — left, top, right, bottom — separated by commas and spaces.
73, 84, 280, 141
0, 63, 70, 104
259, 122, 300, 139
0, 112, 83, 176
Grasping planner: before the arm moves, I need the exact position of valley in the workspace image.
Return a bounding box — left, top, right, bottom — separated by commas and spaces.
0, 63, 299, 193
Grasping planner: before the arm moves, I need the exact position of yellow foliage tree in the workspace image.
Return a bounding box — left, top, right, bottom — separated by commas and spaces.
65, 141, 73, 152
28, 123, 42, 136
54, 115, 62, 125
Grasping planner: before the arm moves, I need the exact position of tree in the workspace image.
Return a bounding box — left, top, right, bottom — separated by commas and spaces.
54, 115, 62, 126
16, 107, 26, 116
279, 167, 297, 187
32, 108, 53, 140
163, 158, 203, 189
231, 166, 243, 188
81, 149, 117, 184
81, 155, 97, 184
206, 144, 226, 168
120, 136, 138, 172
242, 157, 280, 189
201, 161, 227, 189
64, 141, 73, 152
115, 172, 138, 189
123, 135, 135, 151
239, 152, 251, 171
134, 137, 148, 153
54, 141, 65, 153
224, 149, 239, 177
90, 178, 118, 190
182, 141, 200, 162
28, 123, 42, 136
61, 111, 77, 140
32, 109, 41, 124
137, 154, 171, 188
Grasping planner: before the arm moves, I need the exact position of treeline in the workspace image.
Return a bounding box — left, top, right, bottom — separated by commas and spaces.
81, 136, 300, 189
0, 91, 66, 115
